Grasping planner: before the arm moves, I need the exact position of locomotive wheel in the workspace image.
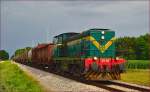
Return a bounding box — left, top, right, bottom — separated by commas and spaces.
69, 64, 82, 77
54, 63, 61, 73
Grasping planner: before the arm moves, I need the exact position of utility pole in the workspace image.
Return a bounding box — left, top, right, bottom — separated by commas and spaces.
0, 24, 1, 50
32, 40, 34, 47
46, 31, 49, 43
46, 26, 50, 43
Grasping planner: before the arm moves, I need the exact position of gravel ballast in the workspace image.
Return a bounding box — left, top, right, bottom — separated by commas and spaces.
14, 62, 109, 92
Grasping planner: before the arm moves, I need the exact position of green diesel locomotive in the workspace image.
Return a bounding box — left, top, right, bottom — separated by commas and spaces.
52, 28, 126, 80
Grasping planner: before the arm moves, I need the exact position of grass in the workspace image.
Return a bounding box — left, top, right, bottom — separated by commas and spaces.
125, 60, 150, 69
121, 69, 150, 86
0, 61, 43, 92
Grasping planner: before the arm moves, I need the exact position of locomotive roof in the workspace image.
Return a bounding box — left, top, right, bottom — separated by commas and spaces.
65, 28, 115, 42
53, 28, 114, 38
53, 28, 115, 42
54, 32, 79, 38
89, 28, 110, 30
86, 28, 114, 32
34, 43, 54, 49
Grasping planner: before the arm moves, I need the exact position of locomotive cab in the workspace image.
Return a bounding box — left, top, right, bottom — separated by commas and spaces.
53, 32, 79, 57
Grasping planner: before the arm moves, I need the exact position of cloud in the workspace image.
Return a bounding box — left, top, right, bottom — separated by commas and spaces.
1, 1, 149, 56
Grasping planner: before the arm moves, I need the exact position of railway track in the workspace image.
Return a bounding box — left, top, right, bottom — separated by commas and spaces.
81, 80, 126, 92
59, 72, 150, 92
105, 81, 150, 92
19, 62, 150, 92
83, 80, 150, 92
43, 66, 150, 92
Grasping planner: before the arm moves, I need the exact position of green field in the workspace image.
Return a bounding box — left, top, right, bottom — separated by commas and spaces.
0, 61, 43, 92
125, 60, 150, 69
121, 60, 150, 86
121, 69, 150, 86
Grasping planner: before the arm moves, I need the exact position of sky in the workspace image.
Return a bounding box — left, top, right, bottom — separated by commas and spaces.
0, 0, 149, 56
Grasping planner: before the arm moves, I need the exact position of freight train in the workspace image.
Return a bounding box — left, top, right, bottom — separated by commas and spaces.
13, 28, 126, 80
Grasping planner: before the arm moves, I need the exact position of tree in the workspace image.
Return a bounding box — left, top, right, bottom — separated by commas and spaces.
0, 50, 9, 60
13, 47, 32, 57
116, 33, 150, 60
135, 35, 149, 60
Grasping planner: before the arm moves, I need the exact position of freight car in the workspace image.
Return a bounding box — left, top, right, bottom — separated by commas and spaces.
14, 49, 32, 64
31, 43, 54, 67
13, 28, 126, 80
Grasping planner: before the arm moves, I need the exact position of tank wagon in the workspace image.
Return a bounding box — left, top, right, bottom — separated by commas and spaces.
14, 50, 30, 64
13, 28, 126, 80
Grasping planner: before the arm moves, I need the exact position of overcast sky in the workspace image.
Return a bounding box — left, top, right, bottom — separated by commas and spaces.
1, 0, 149, 56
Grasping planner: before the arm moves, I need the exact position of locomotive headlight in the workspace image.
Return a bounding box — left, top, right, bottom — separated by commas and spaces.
57, 44, 62, 46
101, 36, 105, 39
101, 31, 105, 34
116, 57, 119, 60
93, 57, 98, 60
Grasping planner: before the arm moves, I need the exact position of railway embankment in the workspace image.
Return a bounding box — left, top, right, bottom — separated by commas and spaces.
14, 61, 109, 92
15, 61, 150, 92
